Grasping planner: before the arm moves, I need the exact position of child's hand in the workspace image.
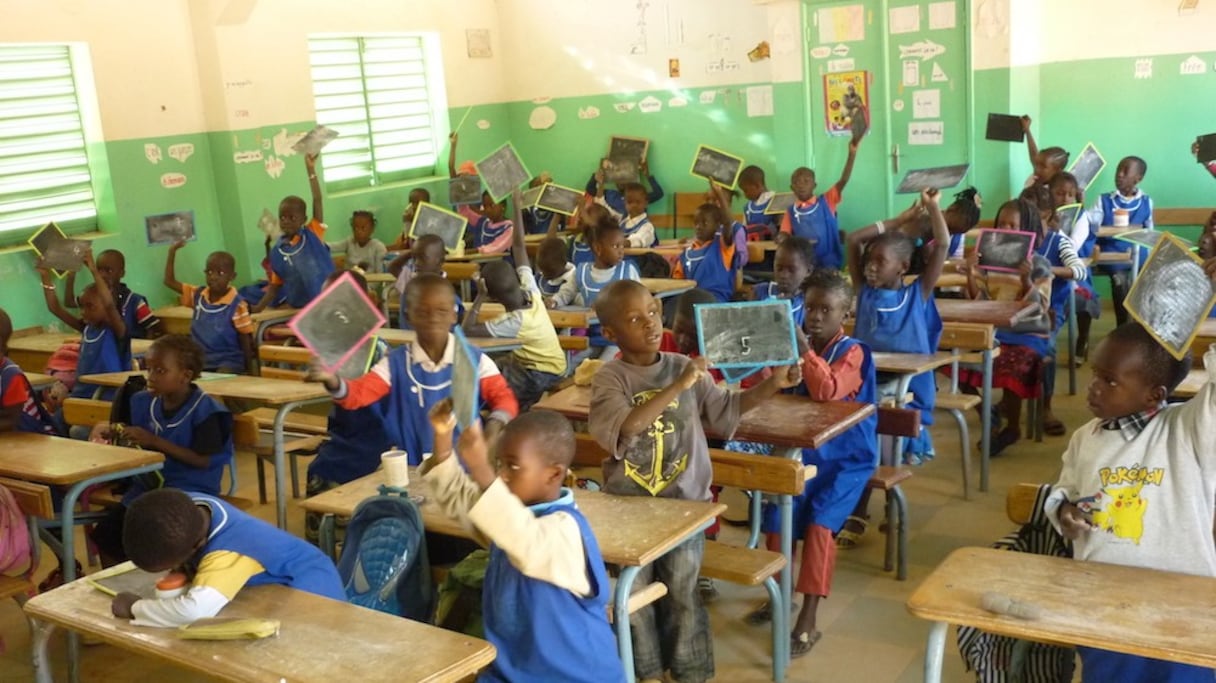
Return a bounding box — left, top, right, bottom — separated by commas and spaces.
304, 153, 318, 172
118, 426, 156, 448
1057, 502, 1094, 540
1193, 141, 1201, 158
34, 257, 52, 279
89, 422, 113, 444
82, 247, 96, 270
639, 158, 650, 177
111, 592, 140, 619
1020, 115, 1032, 133
449, 132, 458, 145
773, 363, 802, 390
170, 239, 187, 252
1203, 257, 1216, 284
793, 325, 811, 357
427, 398, 457, 463
304, 357, 339, 390
455, 420, 495, 489
544, 297, 557, 309
920, 188, 940, 207
677, 357, 708, 390
594, 166, 605, 187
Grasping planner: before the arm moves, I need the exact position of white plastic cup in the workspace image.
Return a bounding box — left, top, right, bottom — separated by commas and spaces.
1112, 209, 1130, 227
381, 449, 409, 487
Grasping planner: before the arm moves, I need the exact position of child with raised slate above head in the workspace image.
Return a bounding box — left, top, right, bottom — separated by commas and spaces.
738, 165, 778, 241
163, 241, 254, 374
253, 152, 334, 311
671, 188, 741, 304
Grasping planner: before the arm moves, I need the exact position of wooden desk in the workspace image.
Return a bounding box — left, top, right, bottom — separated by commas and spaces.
1096, 225, 1142, 238
26, 372, 57, 392
908, 546, 1216, 681
935, 300, 1038, 327
871, 352, 957, 465
261, 326, 524, 353
1199, 319, 1216, 338
9, 333, 152, 371
302, 473, 722, 679
640, 278, 695, 299
26, 579, 495, 683
152, 306, 296, 339
1172, 368, 1207, 399
80, 371, 328, 529
625, 245, 684, 258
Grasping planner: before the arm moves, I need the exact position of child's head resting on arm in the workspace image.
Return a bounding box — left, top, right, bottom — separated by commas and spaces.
1088, 323, 1190, 421
801, 267, 853, 346
591, 222, 626, 269
862, 231, 916, 289
123, 488, 207, 573
774, 237, 815, 298
412, 234, 447, 276
671, 288, 717, 355
536, 237, 569, 280
278, 195, 309, 239
1033, 146, 1070, 185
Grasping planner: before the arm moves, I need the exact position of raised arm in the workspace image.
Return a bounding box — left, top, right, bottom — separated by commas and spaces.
448, 133, 459, 179
304, 153, 323, 224
509, 189, 529, 269
1021, 116, 1039, 168
163, 241, 186, 295
63, 271, 78, 308
37, 263, 82, 331
86, 250, 127, 339
640, 158, 664, 203
919, 188, 949, 300
834, 139, 861, 194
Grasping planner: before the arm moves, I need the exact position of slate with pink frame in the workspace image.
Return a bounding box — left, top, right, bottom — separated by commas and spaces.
287, 271, 386, 372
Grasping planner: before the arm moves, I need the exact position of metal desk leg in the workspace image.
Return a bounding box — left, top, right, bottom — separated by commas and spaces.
923, 621, 948, 683
980, 349, 993, 492
272, 398, 328, 529
891, 375, 914, 466
615, 565, 642, 683
31, 618, 55, 683
1066, 282, 1077, 396
319, 513, 337, 560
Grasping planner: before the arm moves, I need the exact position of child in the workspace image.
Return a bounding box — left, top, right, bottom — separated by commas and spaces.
424, 404, 624, 682
672, 193, 741, 303
523, 172, 564, 235
547, 222, 641, 359
587, 157, 664, 220
254, 153, 334, 311
753, 237, 815, 329
307, 273, 518, 463
738, 165, 778, 241
616, 182, 658, 248
780, 139, 860, 269
38, 249, 127, 400
66, 248, 163, 344
568, 203, 609, 267
1089, 155, 1153, 327
88, 335, 234, 567
1050, 172, 1101, 360
109, 487, 344, 627
535, 236, 575, 297
1045, 321, 1214, 682
464, 190, 566, 411
388, 188, 431, 251
589, 279, 800, 683
388, 233, 460, 330
460, 192, 515, 255
303, 269, 393, 544
1019, 116, 1070, 188
751, 269, 877, 657
865, 188, 981, 263
0, 308, 57, 434
163, 241, 253, 373
329, 210, 387, 273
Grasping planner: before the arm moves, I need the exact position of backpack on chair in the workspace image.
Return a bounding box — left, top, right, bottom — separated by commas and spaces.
337, 487, 433, 622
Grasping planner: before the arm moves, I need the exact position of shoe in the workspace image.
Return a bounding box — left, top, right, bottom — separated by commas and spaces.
697, 577, 718, 602
38, 561, 83, 593
790, 630, 822, 658
744, 601, 772, 625
836, 515, 868, 549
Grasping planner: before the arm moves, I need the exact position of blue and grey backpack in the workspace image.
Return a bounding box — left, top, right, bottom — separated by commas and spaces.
337, 487, 434, 622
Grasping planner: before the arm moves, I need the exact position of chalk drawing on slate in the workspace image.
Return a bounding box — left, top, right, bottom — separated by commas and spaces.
896, 163, 970, 194
334, 335, 378, 380
145, 210, 196, 246
288, 271, 386, 373
985, 113, 1025, 142
450, 327, 480, 430
605, 136, 649, 184
1054, 203, 1083, 235
449, 176, 483, 206
764, 192, 798, 216
409, 202, 469, 252
690, 145, 745, 189
1068, 142, 1106, 191
476, 142, 531, 202
292, 125, 338, 156
977, 229, 1036, 273
40, 239, 89, 274
695, 299, 798, 370
520, 185, 543, 209
1125, 232, 1216, 360
536, 184, 583, 216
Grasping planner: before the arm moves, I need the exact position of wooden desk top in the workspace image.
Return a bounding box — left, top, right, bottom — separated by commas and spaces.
871, 351, 958, 375
301, 472, 724, 567
625, 246, 684, 257
934, 300, 1038, 327
79, 372, 330, 405
9, 333, 152, 357
641, 278, 696, 298
25, 372, 56, 390
0, 433, 163, 486
261, 326, 523, 352
362, 272, 397, 284
1172, 368, 1207, 399
1199, 319, 1216, 338
907, 546, 1216, 669
25, 579, 495, 683
152, 306, 297, 323
533, 385, 874, 451
1097, 225, 1143, 238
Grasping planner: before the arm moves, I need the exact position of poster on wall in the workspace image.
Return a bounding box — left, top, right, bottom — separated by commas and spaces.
823, 71, 869, 137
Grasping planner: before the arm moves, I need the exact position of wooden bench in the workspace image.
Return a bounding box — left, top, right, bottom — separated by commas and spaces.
872, 407, 920, 581
0, 477, 53, 604
61, 398, 111, 428
606, 579, 667, 624
934, 322, 997, 501
234, 413, 324, 504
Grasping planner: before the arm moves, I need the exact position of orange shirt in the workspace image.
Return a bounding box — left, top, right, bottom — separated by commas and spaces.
779, 186, 842, 235
268, 219, 326, 286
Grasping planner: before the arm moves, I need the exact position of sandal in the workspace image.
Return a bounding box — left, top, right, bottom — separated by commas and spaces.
744, 602, 772, 626
836, 516, 868, 549
1044, 417, 1066, 437
989, 428, 1020, 458
790, 630, 822, 658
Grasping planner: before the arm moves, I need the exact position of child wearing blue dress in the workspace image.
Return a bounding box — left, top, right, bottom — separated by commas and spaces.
1088, 156, 1153, 327
388, 234, 463, 330
753, 237, 814, 329
671, 198, 740, 303
780, 138, 861, 270
547, 222, 641, 359
0, 308, 57, 435
738, 165, 779, 241
586, 156, 664, 219
163, 241, 254, 373
254, 152, 335, 310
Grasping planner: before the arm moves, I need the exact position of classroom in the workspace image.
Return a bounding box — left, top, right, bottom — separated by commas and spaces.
2, 0, 1216, 681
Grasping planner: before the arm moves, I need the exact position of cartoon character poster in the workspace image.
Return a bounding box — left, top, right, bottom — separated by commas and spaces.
823, 70, 870, 137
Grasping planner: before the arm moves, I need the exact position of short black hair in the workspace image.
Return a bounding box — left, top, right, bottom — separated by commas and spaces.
1106, 322, 1191, 392
694, 202, 725, 227
350, 210, 377, 227
413, 233, 446, 255
1049, 172, 1079, 192
1124, 155, 1148, 177
408, 188, 430, 202
674, 287, 717, 321
620, 182, 647, 197
594, 219, 623, 245
98, 249, 125, 269
482, 191, 506, 208
481, 259, 520, 300
207, 251, 237, 273
791, 166, 815, 182
281, 195, 307, 214
0, 307, 11, 353
537, 236, 567, 262
1040, 146, 1070, 170
994, 198, 1045, 241
739, 165, 766, 186
1018, 183, 1052, 211
405, 272, 456, 310
801, 267, 854, 302
123, 488, 207, 570
593, 279, 649, 328
504, 410, 576, 467
777, 236, 815, 271
866, 231, 916, 266
150, 335, 205, 378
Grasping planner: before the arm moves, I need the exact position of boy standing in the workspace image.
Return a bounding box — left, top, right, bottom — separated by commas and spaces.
1088, 156, 1153, 327
254, 153, 334, 310
588, 279, 800, 683
1045, 322, 1215, 682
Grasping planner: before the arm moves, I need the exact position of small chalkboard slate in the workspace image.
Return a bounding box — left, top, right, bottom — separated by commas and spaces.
288, 271, 386, 373
897, 164, 970, 194
1054, 203, 1083, 235
1068, 142, 1106, 191
449, 176, 483, 206
720, 365, 762, 384
88, 563, 163, 599
1125, 232, 1216, 360
536, 184, 583, 216
520, 185, 543, 209
605, 136, 649, 184
690, 145, 745, 189
476, 143, 531, 202
450, 327, 480, 430
763, 192, 798, 216
40, 238, 89, 274
145, 210, 196, 246
985, 114, 1025, 142
28, 222, 78, 277
292, 125, 339, 156
977, 229, 1036, 273
695, 299, 798, 370
1196, 133, 1216, 165
335, 335, 379, 380
409, 202, 469, 253
1114, 229, 1188, 250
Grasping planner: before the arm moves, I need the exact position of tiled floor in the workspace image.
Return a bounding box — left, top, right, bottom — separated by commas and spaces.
0, 331, 1105, 682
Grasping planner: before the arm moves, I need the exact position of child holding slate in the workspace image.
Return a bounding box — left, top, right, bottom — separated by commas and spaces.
753, 237, 814, 328
587, 156, 664, 220
65, 248, 163, 367
424, 404, 624, 683
547, 221, 641, 359
780, 138, 861, 269
535, 236, 575, 297
1045, 320, 1216, 683
88, 335, 234, 567
37, 248, 127, 400
328, 210, 387, 273
1019, 116, 1070, 188
308, 273, 518, 463
739, 165, 779, 241
388, 234, 463, 330
464, 190, 566, 412
589, 279, 801, 683
671, 185, 742, 303
0, 308, 57, 435
1088, 156, 1154, 327
459, 192, 515, 255
614, 182, 659, 248
163, 241, 254, 374
254, 153, 334, 311
109, 487, 343, 627
389, 188, 430, 251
